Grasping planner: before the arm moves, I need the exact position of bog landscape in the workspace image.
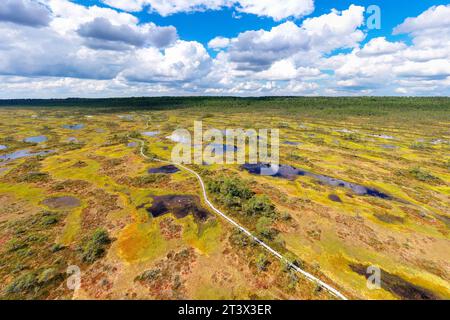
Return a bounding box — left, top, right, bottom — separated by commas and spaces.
0, 97, 448, 300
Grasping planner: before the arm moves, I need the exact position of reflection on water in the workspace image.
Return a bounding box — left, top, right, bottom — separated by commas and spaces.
63, 124, 84, 130
431, 139, 448, 145
335, 129, 354, 134
143, 195, 209, 221
370, 134, 395, 140
350, 263, 438, 300
381, 144, 398, 150
0, 145, 7, 150
148, 165, 180, 174
242, 163, 392, 200
142, 131, 159, 137
42, 196, 81, 209
118, 115, 134, 121
24, 135, 47, 143
0, 149, 54, 161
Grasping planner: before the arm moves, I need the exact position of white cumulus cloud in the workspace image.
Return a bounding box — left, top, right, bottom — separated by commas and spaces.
122, 40, 212, 83
208, 37, 231, 50
102, 0, 314, 20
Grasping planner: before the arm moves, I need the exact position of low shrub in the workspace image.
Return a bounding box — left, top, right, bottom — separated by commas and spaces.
256, 253, 269, 271
82, 229, 111, 263
18, 172, 49, 183
409, 167, 441, 183
244, 195, 276, 217
6, 272, 38, 294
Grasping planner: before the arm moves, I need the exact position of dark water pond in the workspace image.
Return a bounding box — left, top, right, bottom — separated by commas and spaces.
328, 194, 342, 202
24, 135, 47, 143
350, 264, 438, 300
148, 165, 180, 174
42, 196, 81, 210
0, 149, 54, 161
63, 124, 85, 130
242, 163, 392, 200
143, 195, 209, 221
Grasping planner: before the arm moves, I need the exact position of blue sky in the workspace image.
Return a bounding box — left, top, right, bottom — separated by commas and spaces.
0, 0, 449, 97
74, 0, 447, 53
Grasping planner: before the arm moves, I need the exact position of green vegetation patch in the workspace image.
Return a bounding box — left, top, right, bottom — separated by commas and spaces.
81, 228, 111, 264
408, 168, 443, 184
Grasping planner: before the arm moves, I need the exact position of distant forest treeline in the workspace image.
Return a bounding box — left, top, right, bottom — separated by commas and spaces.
0, 97, 449, 118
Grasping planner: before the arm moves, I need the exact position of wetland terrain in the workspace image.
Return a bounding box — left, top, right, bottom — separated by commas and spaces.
0, 97, 449, 300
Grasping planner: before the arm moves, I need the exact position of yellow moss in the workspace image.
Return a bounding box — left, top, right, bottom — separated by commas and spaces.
58, 207, 83, 245
181, 217, 222, 255
283, 231, 450, 299
0, 182, 44, 204
117, 221, 169, 264
95, 145, 130, 158
192, 283, 239, 300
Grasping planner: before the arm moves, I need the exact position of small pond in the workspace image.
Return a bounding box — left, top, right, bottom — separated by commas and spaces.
0, 145, 7, 150
431, 139, 448, 145
142, 131, 160, 137
283, 141, 301, 146
350, 263, 438, 300
335, 129, 355, 134
142, 195, 209, 221
24, 135, 47, 143
381, 144, 398, 150
42, 196, 81, 210
148, 165, 180, 174
23, 136, 48, 143
370, 134, 395, 140
63, 124, 85, 130
118, 115, 134, 121
0, 149, 54, 161
242, 163, 392, 200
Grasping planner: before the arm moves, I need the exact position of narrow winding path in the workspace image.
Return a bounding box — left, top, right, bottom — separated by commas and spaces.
130, 133, 348, 301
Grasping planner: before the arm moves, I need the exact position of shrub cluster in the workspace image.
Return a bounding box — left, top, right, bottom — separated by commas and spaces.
207, 176, 278, 240
82, 229, 111, 264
